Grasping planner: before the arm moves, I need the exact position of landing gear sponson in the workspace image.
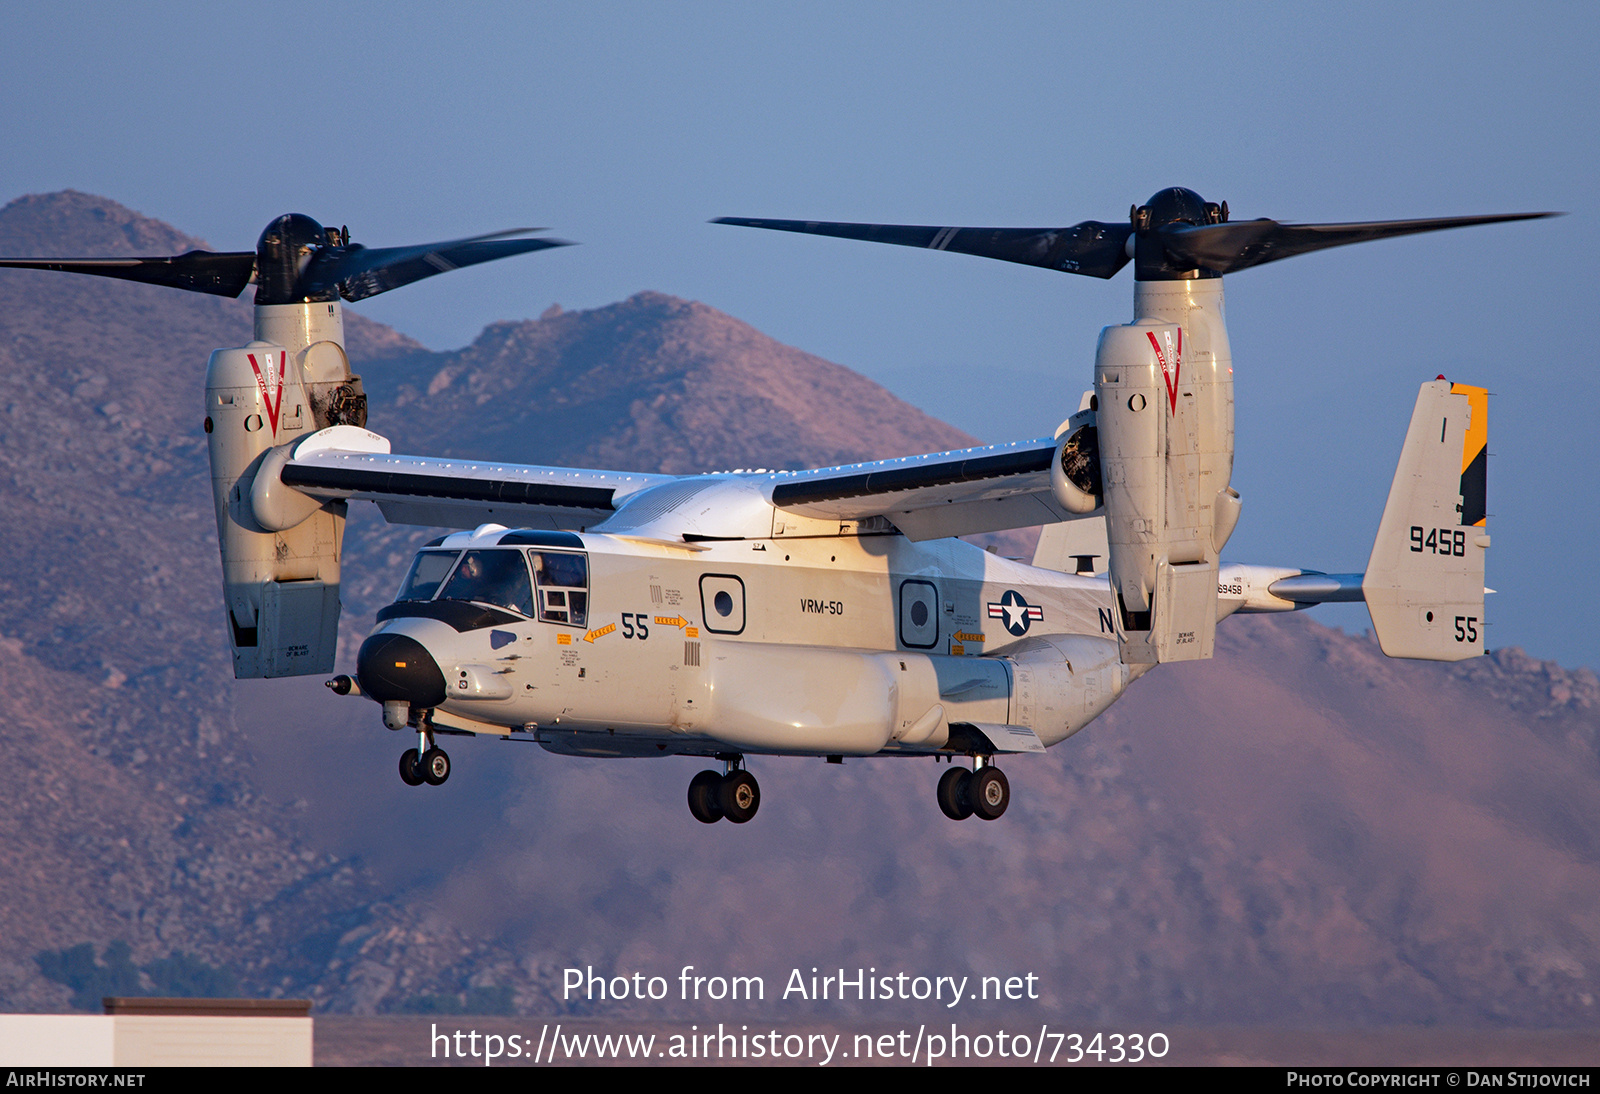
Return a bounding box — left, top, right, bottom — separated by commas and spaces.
687, 756, 760, 824
333, 669, 1009, 815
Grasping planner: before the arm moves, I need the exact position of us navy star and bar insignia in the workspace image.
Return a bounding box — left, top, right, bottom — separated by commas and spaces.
987, 590, 1044, 637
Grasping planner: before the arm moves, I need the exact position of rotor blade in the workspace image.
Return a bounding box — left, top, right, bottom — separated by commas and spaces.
713, 217, 1134, 279
1158, 212, 1558, 274
0, 250, 256, 297
300, 230, 574, 302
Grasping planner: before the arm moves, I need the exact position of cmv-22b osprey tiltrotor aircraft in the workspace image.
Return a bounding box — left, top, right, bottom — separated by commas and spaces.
0, 190, 1550, 824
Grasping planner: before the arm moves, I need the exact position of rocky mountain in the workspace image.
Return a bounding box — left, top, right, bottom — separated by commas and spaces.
0, 192, 1596, 1029
374, 292, 975, 472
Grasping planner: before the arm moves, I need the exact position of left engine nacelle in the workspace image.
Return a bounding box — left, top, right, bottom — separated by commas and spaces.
205, 342, 344, 678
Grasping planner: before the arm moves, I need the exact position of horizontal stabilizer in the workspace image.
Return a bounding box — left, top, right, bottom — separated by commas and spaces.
1268, 573, 1365, 603
1217, 566, 1365, 615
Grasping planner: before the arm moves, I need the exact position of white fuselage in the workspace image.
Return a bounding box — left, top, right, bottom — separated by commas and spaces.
368, 528, 1142, 761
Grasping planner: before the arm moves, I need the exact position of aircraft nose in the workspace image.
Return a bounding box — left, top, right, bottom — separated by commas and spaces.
356, 632, 447, 708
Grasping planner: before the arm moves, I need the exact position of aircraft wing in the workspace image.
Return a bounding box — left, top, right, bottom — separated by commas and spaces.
279, 427, 1075, 540
763, 436, 1074, 540
279, 427, 670, 530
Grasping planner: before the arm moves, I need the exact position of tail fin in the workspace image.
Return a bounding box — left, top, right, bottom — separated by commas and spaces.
1362, 379, 1489, 660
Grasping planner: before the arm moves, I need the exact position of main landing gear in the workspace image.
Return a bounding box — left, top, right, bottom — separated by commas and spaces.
687, 757, 760, 824
936, 758, 1009, 821
396, 717, 450, 788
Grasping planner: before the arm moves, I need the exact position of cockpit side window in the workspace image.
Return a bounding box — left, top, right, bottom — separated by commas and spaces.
436, 549, 535, 617
530, 550, 589, 627
396, 550, 461, 602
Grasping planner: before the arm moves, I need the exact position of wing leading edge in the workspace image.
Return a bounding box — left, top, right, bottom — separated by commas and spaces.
764, 437, 1070, 540
281, 429, 670, 530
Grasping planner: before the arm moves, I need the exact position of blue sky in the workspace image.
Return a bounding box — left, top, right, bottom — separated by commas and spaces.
0, 1, 1593, 668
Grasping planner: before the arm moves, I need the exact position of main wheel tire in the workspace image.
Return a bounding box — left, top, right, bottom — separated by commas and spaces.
969, 766, 1010, 820
717, 770, 761, 824
399, 748, 424, 786
421, 747, 451, 786
687, 770, 724, 824
937, 767, 974, 820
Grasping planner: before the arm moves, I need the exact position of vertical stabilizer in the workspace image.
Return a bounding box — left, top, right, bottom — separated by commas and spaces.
1362, 380, 1489, 660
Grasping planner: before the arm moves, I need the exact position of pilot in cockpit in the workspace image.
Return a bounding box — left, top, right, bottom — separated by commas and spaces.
438, 550, 535, 617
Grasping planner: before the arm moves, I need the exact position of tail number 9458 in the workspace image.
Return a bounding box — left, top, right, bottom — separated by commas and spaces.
1411, 526, 1466, 556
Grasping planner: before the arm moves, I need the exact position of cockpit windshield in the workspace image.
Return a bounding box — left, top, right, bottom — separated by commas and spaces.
396, 550, 461, 602
434, 549, 536, 617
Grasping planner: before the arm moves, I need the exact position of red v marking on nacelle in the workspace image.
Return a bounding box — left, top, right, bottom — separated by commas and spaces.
246, 351, 286, 437
1146, 328, 1182, 415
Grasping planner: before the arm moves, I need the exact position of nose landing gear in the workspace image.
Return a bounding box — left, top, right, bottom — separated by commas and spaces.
687, 757, 760, 824
936, 758, 1008, 821
396, 718, 450, 787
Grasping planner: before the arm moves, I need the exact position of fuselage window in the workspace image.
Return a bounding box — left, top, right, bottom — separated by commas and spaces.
436, 549, 536, 617
396, 549, 462, 602
530, 550, 589, 627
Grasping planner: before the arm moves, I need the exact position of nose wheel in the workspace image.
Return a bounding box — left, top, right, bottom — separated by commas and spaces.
397, 723, 450, 787
399, 748, 424, 786
687, 760, 760, 824
420, 746, 451, 785
936, 761, 1008, 821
